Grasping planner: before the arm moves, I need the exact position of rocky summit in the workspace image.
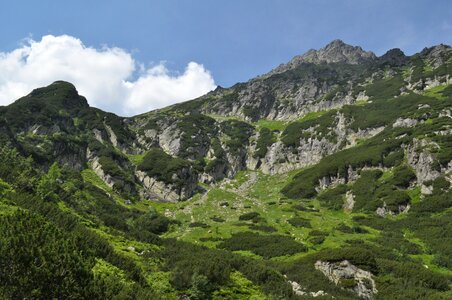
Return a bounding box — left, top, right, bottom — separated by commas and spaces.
0, 40, 451, 299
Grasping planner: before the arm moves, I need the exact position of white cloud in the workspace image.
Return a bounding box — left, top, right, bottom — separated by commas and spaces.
0, 35, 216, 116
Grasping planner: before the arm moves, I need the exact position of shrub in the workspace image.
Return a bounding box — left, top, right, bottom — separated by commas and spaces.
254, 128, 275, 159
317, 184, 347, 210
391, 165, 416, 188
189, 222, 210, 228
238, 212, 260, 222
287, 216, 311, 228
218, 232, 307, 258
138, 148, 191, 185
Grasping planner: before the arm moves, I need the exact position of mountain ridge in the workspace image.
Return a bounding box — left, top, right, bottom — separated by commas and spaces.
0, 39, 451, 299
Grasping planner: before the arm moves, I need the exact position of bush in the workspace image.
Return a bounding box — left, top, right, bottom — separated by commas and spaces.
0, 210, 94, 299
254, 128, 275, 159
287, 216, 311, 228
317, 184, 347, 210
238, 212, 260, 222
391, 165, 416, 188
138, 148, 191, 185
220, 120, 254, 156
189, 222, 210, 228
218, 232, 307, 258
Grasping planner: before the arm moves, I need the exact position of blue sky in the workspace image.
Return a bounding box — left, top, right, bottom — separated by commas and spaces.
0, 0, 451, 115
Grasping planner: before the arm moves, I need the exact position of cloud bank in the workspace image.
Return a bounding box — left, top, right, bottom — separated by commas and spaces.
0, 35, 216, 116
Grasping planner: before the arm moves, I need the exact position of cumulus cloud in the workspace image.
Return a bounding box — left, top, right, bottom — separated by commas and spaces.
0, 35, 216, 116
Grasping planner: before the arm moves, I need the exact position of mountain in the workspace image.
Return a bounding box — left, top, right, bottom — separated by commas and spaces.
267, 39, 377, 75
0, 40, 451, 299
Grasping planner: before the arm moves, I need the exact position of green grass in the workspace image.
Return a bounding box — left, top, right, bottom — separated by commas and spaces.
254, 119, 286, 131
92, 258, 134, 285
127, 153, 146, 165
153, 170, 380, 262
296, 110, 329, 123
212, 271, 267, 299
0, 201, 20, 216
423, 84, 452, 100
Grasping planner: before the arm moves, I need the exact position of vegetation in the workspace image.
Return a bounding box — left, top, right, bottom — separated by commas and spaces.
253, 127, 275, 159
138, 148, 191, 185
0, 45, 451, 299
218, 232, 307, 258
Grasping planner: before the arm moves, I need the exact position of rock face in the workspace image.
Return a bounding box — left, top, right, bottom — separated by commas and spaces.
343, 191, 355, 212
268, 39, 376, 76
392, 118, 419, 128
86, 149, 135, 195
288, 280, 327, 298
258, 138, 338, 175
315, 260, 378, 300
376, 202, 410, 218
407, 138, 441, 193
421, 44, 452, 68
136, 170, 198, 202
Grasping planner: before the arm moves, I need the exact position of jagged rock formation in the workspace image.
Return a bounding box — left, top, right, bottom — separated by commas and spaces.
315, 260, 378, 299
268, 39, 377, 76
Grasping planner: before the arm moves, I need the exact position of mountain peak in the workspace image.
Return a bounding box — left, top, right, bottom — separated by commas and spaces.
301, 39, 376, 65
378, 48, 408, 66
15, 80, 89, 111
266, 39, 376, 77
324, 39, 348, 48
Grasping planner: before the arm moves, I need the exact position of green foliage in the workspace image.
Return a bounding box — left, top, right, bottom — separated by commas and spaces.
282, 127, 413, 199
253, 127, 275, 159
176, 114, 217, 159
391, 165, 416, 188
361, 75, 405, 99
0, 81, 88, 133
238, 212, 260, 222
0, 179, 13, 197
37, 162, 62, 202
317, 184, 347, 210
219, 232, 307, 258
0, 146, 38, 191
0, 210, 94, 299
342, 93, 437, 131
138, 148, 191, 186
220, 120, 254, 155
281, 111, 337, 147
132, 211, 170, 235
242, 105, 260, 120
432, 176, 451, 194
352, 170, 383, 211
287, 216, 312, 228
308, 230, 329, 245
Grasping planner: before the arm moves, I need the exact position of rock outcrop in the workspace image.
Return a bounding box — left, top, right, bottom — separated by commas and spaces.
407, 138, 441, 193
315, 260, 377, 300
268, 39, 376, 76
136, 170, 198, 202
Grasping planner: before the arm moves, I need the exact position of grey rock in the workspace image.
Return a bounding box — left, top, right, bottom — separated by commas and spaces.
268, 40, 376, 76
315, 260, 377, 300
392, 118, 419, 128
343, 191, 355, 212
407, 138, 441, 186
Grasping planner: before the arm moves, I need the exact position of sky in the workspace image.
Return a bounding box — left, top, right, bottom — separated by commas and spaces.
0, 0, 451, 116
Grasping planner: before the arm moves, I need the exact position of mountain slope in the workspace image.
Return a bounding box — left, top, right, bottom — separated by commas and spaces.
0, 40, 451, 299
